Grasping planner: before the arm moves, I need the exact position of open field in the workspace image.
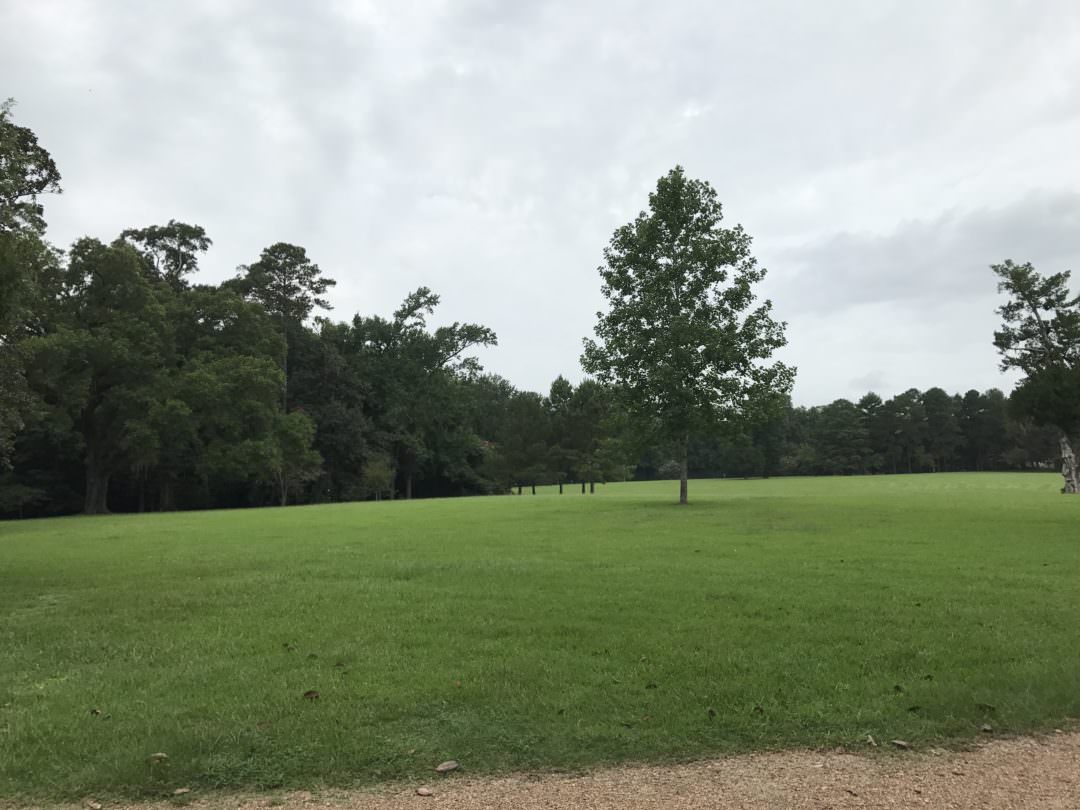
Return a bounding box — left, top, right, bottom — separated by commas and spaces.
2, 474, 1078, 801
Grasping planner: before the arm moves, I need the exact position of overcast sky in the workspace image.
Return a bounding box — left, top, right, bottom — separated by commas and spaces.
4, 0, 1079, 405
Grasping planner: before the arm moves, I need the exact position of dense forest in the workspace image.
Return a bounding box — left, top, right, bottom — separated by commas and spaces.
0, 102, 1063, 518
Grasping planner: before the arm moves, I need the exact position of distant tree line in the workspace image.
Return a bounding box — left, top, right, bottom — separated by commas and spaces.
1, 103, 1072, 517
664, 387, 1059, 481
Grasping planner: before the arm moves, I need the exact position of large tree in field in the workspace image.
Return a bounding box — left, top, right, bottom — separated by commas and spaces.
582, 166, 794, 504
992, 259, 1080, 493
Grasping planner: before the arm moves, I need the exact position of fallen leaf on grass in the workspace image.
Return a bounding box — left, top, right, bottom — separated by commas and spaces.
435, 760, 460, 773
303, 690, 320, 701
890, 739, 911, 750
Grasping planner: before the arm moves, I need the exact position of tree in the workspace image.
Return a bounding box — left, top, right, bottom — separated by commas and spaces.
817, 399, 870, 474
360, 454, 395, 500
22, 238, 167, 513
235, 243, 336, 407
922, 387, 961, 472
351, 287, 496, 499
266, 411, 323, 506
0, 100, 62, 469
582, 166, 794, 504
120, 220, 211, 288
992, 260, 1080, 493
0, 99, 61, 235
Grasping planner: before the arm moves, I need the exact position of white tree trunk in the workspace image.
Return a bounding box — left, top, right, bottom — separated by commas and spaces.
1061, 434, 1079, 494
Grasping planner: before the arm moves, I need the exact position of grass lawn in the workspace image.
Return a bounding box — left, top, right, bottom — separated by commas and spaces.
1, 473, 1078, 801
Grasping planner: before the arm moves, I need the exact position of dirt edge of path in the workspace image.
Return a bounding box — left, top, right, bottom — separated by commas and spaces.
11, 730, 1080, 810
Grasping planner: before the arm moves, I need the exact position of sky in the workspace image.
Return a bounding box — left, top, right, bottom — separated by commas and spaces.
3, 0, 1079, 405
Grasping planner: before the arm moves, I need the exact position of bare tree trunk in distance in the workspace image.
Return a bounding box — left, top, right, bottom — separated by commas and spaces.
589, 480, 595, 494
679, 438, 689, 505
1061, 433, 1079, 493
581, 481, 586, 494
84, 456, 110, 515
406, 474, 413, 500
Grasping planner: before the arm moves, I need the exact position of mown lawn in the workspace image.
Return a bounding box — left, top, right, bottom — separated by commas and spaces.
1, 473, 1078, 800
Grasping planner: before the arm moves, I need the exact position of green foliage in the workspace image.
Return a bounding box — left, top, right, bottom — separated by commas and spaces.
120, 220, 211, 288
21, 238, 168, 512
359, 454, 395, 500
0, 98, 61, 235
1, 474, 1077, 800
993, 260, 1080, 377
992, 259, 1080, 438
0, 101, 61, 469
236, 242, 336, 326
582, 166, 794, 501
992, 259, 1080, 491
266, 411, 323, 506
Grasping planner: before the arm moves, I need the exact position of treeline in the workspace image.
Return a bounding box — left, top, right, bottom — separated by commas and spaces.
0, 102, 1062, 518
0, 225, 635, 516
672, 388, 1058, 481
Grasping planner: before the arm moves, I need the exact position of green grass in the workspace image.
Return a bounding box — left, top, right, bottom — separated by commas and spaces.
1, 474, 1078, 801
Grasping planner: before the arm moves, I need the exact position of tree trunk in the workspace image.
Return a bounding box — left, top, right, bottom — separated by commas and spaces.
589, 480, 595, 494
1061, 433, 1079, 494
159, 482, 176, 512
406, 474, 413, 500
281, 323, 289, 410
279, 472, 288, 506
679, 439, 689, 505
84, 453, 110, 514
558, 481, 563, 494
581, 481, 586, 494
531, 483, 536, 495
517, 483, 522, 495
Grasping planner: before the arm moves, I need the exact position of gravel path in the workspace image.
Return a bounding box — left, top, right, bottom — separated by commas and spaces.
97, 731, 1080, 810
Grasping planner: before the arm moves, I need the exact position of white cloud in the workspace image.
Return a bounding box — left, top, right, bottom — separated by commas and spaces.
3, 0, 1079, 405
